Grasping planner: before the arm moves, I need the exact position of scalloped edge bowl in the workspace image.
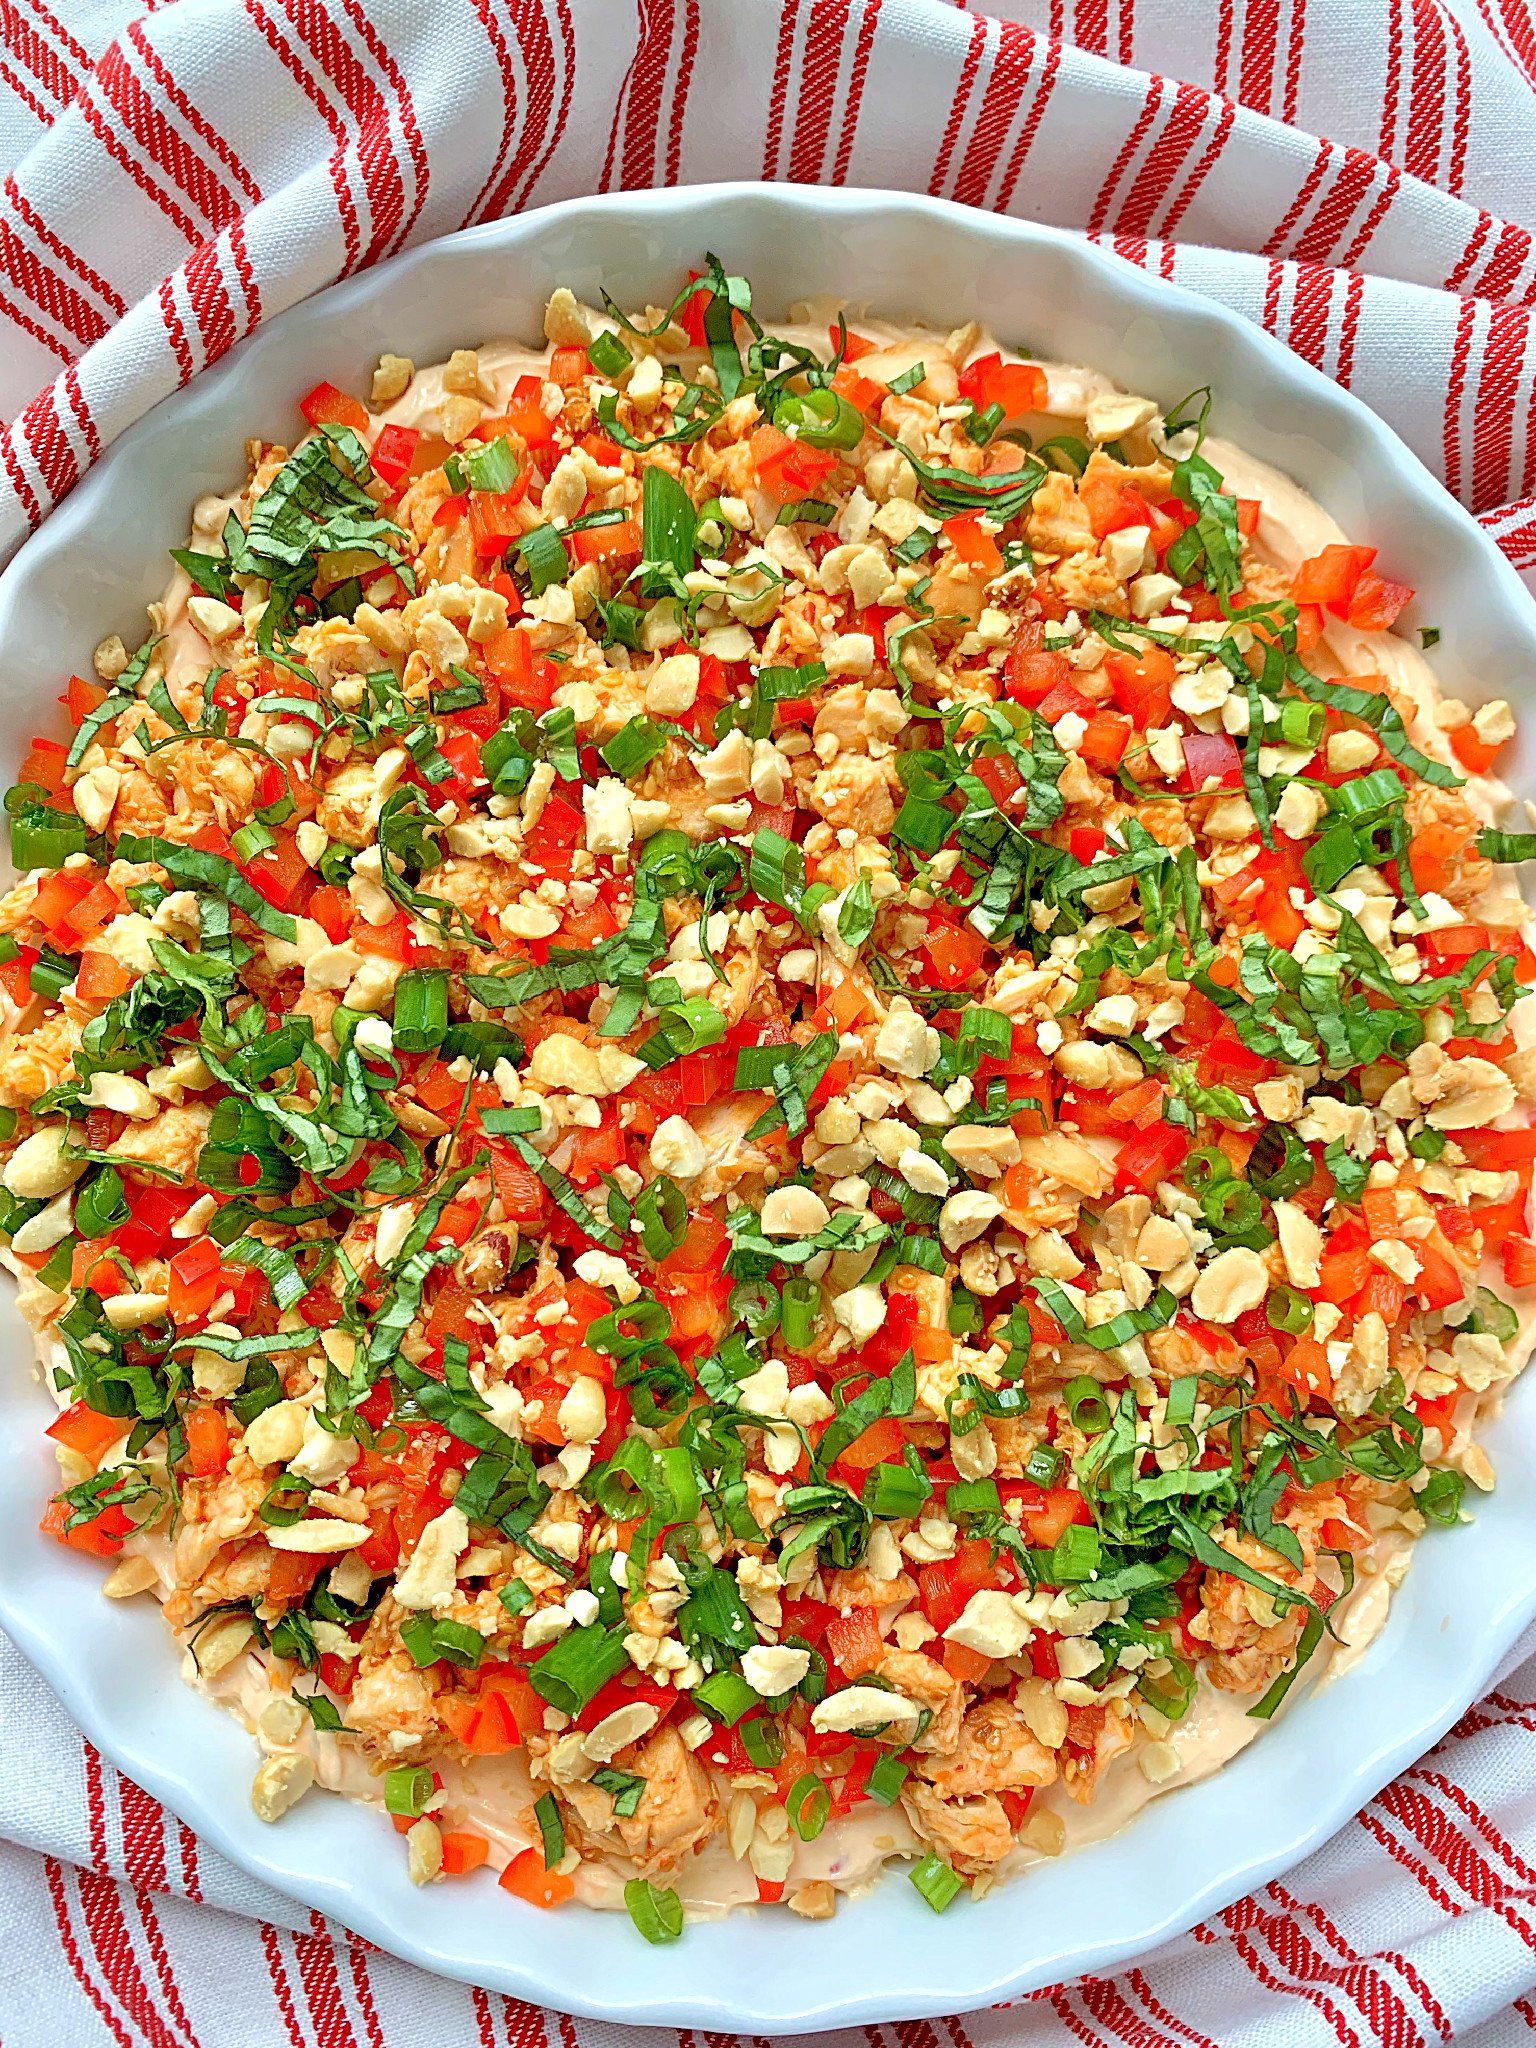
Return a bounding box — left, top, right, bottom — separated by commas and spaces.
1, 184, 1534, 2032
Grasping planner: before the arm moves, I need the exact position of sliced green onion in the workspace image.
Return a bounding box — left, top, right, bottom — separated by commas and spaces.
1473, 1287, 1519, 1344
654, 1445, 702, 1525
1201, 1178, 1263, 1236
10, 811, 88, 869
741, 1716, 784, 1769
464, 436, 520, 494
1278, 699, 1325, 748
692, 1669, 760, 1728
591, 1436, 655, 1518
1063, 1374, 1113, 1434
624, 1876, 684, 1944
863, 1461, 929, 1519
587, 331, 632, 378
946, 1290, 980, 1345
30, 946, 74, 1000
428, 1618, 485, 1669
384, 1765, 435, 1818
231, 819, 275, 863
633, 1174, 687, 1260
1332, 768, 1407, 823
1182, 1145, 1231, 1195
785, 1771, 830, 1841
638, 995, 727, 1069
946, 1478, 1001, 1518
747, 827, 803, 913
259, 1474, 312, 1529
1266, 1286, 1313, 1336
865, 1755, 909, 1806
534, 1790, 565, 1869
909, 1850, 963, 1912
955, 1005, 1011, 1071
392, 968, 449, 1053
729, 1279, 781, 1340
1024, 1443, 1063, 1486
1249, 1125, 1313, 1199
781, 1274, 820, 1348
1417, 1466, 1465, 1524
600, 715, 671, 779
772, 387, 865, 450
517, 524, 569, 595
499, 1579, 534, 1618
1050, 1523, 1102, 1584
526, 1624, 631, 1714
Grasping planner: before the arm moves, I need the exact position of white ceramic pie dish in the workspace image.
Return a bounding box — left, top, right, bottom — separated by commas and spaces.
0, 183, 1533, 2032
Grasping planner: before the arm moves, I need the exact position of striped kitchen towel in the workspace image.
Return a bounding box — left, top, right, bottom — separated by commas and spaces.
2, 0, 1536, 2043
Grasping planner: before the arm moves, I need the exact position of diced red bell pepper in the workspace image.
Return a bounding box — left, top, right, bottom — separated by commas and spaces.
1449, 725, 1502, 776
300, 380, 370, 436
353, 912, 417, 964
1104, 646, 1176, 727
917, 1537, 1002, 1633
309, 884, 353, 943
548, 345, 588, 389
824, 1607, 884, 1679
46, 1400, 125, 1465
943, 512, 1003, 577
0, 944, 38, 1006
41, 1495, 133, 1556
750, 424, 839, 495
439, 1832, 491, 1876
500, 375, 558, 455
74, 951, 134, 1003
1291, 542, 1376, 615
830, 362, 884, 415
570, 515, 640, 565
436, 729, 485, 802
369, 422, 420, 488
957, 352, 1047, 416
499, 1846, 575, 1909
468, 486, 530, 556
1080, 476, 1153, 540
1113, 1121, 1190, 1193
245, 829, 311, 914
922, 918, 987, 990
185, 1405, 231, 1478
1347, 569, 1413, 631
1005, 639, 1072, 708
484, 625, 557, 711
168, 1236, 222, 1326
1415, 1240, 1467, 1310
1181, 730, 1243, 793
1077, 709, 1133, 771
